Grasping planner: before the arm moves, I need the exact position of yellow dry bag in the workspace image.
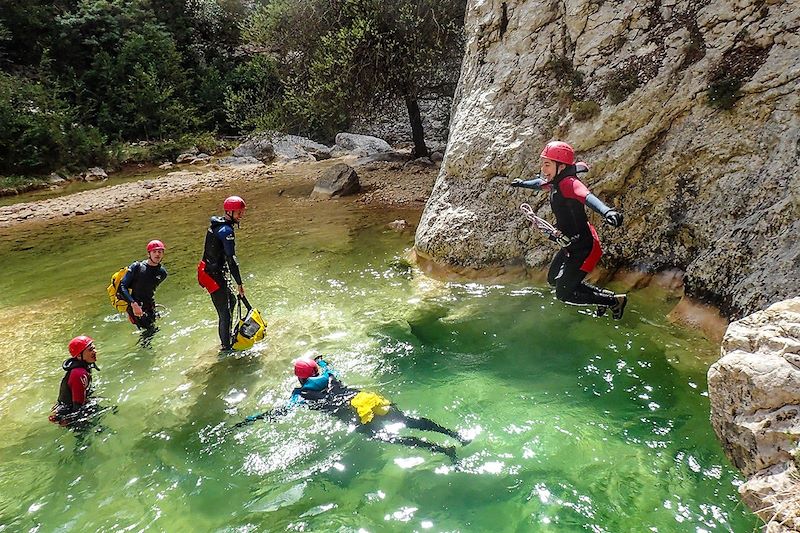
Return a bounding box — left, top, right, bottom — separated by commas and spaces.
232, 296, 267, 350
350, 391, 391, 424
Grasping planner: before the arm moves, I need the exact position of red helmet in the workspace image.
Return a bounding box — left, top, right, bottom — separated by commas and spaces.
294, 358, 318, 379
68, 335, 94, 357
540, 141, 575, 165
146, 239, 165, 252
223, 196, 246, 211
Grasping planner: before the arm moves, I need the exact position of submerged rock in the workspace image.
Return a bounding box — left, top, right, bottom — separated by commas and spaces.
708, 298, 800, 530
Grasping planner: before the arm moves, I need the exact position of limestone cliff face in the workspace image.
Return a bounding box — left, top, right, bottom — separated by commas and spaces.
708, 298, 800, 531
415, 0, 800, 317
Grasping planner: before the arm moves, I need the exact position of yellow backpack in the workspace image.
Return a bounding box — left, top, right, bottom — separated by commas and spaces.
107, 265, 135, 313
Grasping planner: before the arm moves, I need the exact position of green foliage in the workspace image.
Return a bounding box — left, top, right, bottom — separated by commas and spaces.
223, 55, 286, 132
570, 100, 601, 121
0, 0, 256, 173
707, 78, 742, 110
706, 45, 770, 111
547, 55, 585, 89
0, 175, 50, 191
109, 132, 230, 166
243, 0, 465, 141
603, 67, 640, 104
0, 72, 107, 175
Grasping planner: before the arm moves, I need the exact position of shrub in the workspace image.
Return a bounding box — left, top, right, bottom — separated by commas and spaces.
570, 100, 601, 121
706, 44, 770, 110
547, 54, 584, 88
603, 67, 640, 104
0, 73, 107, 174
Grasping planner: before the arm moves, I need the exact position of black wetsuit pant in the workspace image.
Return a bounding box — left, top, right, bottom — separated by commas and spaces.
547, 247, 617, 306
357, 407, 465, 457
210, 281, 236, 349
127, 303, 157, 330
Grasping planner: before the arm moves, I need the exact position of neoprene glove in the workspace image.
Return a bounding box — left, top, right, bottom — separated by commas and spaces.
510, 179, 524, 187
605, 210, 623, 227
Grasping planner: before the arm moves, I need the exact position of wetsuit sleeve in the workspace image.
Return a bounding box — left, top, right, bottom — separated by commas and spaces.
217, 225, 243, 285
118, 262, 140, 303
513, 178, 548, 190
585, 194, 612, 216
303, 373, 332, 391
68, 368, 90, 406
157, 267, 168, 287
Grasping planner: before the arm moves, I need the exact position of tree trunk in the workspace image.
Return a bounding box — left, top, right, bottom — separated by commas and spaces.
404, 94, 429, 158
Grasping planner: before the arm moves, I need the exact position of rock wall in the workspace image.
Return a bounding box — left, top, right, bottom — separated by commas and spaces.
415, 0, 800, 318
708, 298, 800, 531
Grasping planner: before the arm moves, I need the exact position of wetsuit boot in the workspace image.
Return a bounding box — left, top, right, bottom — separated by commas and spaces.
594, 286, 616, 317
610, 294, 628, 320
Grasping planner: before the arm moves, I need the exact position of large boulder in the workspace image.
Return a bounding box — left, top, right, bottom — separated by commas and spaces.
415, 0, 800, 318
708, 298, 800, 530
234, 133, 331, 162
83, 167, 108, 182
233, 137, 276, 161
270, 133, 330, 162
216, 156, 264, 167
334, 132, 392, 156
310, 163, 360, 199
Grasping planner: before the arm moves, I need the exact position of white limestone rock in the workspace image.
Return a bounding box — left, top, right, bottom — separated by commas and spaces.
415, 0, 800, 318
708, 298, 800, 530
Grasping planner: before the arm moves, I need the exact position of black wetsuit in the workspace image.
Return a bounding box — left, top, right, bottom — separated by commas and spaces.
288, 367, 464, 456
49, 358, 93, 426
118, 261, 167, 329
202, 216, 243, 349
517, 166, 618, 307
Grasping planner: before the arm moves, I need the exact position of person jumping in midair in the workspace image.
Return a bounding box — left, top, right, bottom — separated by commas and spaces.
511, 141, 628, 319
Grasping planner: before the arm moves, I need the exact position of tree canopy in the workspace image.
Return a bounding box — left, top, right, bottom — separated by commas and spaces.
242, 0, 465, 154
0, 0, 466, 175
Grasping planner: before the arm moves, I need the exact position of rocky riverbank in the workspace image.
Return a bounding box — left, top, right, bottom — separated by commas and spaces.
0, 157, 439, 232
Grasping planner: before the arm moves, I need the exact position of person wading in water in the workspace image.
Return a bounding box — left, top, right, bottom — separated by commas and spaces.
198, 196, 247, 351
117, 239, 168, 335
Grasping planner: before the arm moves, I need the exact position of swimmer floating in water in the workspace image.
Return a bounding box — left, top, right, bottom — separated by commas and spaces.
238, 356, 469, 460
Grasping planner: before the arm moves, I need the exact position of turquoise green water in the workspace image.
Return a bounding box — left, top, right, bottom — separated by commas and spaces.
0, 178, 757, 532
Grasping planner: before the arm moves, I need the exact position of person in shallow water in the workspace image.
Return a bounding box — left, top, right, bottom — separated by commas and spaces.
117, 239, 168, 333
240, 356, 469, 460
198, 195, 247, 351
511, 141, 628, 319
49, 336, 100, 427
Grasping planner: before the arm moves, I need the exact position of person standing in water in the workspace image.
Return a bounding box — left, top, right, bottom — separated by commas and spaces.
198, 196, 247, 351
511, 141, 628, 319
239, 356, 469, 460
49, 336, 100, 427
117, 239, 168, 332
